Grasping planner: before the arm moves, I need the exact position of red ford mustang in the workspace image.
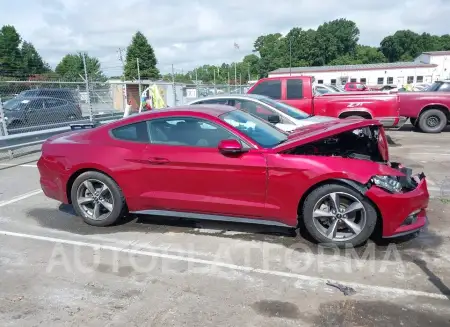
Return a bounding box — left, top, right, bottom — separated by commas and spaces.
37, 105, 429, 247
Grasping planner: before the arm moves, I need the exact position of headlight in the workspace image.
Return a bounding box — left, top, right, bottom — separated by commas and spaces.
371, 175, 402, 193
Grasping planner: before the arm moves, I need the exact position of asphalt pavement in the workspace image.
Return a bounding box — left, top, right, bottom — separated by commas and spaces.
0, 127, 450, 326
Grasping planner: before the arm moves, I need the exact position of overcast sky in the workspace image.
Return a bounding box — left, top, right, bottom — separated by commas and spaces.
1, 0, 449, 75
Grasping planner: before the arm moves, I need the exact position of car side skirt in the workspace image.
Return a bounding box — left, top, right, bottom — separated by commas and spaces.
130, 210, 295, 228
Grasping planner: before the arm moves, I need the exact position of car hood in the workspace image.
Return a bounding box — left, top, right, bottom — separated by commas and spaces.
296, 115, 336, 125
274, 118, 384, 152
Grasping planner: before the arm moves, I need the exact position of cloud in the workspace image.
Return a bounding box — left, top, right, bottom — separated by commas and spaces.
1, 0, 450, 75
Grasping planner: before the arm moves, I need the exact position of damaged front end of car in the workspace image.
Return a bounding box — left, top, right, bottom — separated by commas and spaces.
277, 121, 429, 237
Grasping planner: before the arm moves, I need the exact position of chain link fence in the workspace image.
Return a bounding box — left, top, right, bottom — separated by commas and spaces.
0, 77, 251, 161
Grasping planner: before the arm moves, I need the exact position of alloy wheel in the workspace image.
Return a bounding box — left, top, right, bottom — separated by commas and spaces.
312, 192, 366, 242
76, 179, 114, 221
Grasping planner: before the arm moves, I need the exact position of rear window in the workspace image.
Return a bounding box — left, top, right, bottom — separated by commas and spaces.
286, 79, 303, 99
111, 122, 149, 142
250, 80, 281, 99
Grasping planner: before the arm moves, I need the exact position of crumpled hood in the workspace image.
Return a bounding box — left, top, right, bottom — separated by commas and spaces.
275, 118, 385, 152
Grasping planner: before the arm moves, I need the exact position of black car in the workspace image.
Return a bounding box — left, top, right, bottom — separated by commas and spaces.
17, 88, 80, 103
3, 96, 83, 128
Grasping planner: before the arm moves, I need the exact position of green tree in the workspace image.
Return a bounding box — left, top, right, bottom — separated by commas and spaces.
21, 41, 50, 75
380, 30, 425, 62
55, 52, 105, 81
314, 18, 359, 65
0, 25, 22, 77
124, 31, 160, 80
355, 45, 386, 64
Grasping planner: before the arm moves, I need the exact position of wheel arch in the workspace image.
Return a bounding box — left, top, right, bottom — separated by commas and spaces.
418, 104, 450, 120
66, 167, 118, 204
296, 178, 383, 234
338, 110, 372, 119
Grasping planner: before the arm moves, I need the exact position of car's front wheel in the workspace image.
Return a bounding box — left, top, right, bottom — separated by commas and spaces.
301, 183, 378, 247
70, 171, 127, 226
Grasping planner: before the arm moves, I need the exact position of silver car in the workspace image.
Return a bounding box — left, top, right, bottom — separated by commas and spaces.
188, 94, 334, 132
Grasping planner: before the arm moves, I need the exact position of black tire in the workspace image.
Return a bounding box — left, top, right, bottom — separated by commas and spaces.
70, 171, 127, 226
410, 118, 417, 126
417, 109, 447, 133
301, 183, 378, 248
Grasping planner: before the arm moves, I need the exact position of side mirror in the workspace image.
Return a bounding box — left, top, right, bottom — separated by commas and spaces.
268, 115, 281, 124
218, 139, 244, 155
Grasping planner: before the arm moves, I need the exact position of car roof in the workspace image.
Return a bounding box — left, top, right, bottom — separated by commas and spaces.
190, 94, 270, 102
141, 104, 236, 117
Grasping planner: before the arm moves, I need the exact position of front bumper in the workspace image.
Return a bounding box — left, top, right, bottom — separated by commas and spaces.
365, 172, 429, 238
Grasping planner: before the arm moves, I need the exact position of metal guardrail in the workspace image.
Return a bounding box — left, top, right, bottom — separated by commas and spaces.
0, 116, 122, 152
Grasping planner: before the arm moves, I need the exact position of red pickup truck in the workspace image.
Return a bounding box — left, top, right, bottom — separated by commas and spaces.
247, 76, 406, 128
398, 87, 450, 133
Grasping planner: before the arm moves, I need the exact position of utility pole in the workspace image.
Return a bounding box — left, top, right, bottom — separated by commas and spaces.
171, 64, 177, 106
136, 58, 142, 101
117, 48, 127, 110
247, 64, 251, 82
82, 52, 93, 122
213, 68, 216, 95
289, 37, 292, 76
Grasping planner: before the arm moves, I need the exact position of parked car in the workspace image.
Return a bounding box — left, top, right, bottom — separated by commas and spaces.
344, 82, 368, 91
426, 80, 450, 92
16, 88, 80, 104
188, 94, 335, 132
314, 84, 341, 95
2, 96, 83, 128
38, 105, 429, 247
247, 76, 406, 128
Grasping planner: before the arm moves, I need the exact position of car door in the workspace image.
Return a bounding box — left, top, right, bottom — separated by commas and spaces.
139, 116, 268, 218
24, 99, 45, 126
43, 98, 66, 123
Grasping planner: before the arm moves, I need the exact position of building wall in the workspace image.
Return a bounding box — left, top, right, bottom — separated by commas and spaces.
268, 66, 437, 86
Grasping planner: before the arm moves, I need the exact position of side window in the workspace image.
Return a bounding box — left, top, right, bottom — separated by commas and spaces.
234, 100, 273, 120
286, 79, 303, 99
45, 98, 65, 108
147, 117, 239, 148
250, 81, 281, 99
29, 99, 45, 110
111, 121, 149, 142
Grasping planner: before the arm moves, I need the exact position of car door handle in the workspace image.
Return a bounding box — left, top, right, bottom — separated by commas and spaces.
147, 157, 169, 165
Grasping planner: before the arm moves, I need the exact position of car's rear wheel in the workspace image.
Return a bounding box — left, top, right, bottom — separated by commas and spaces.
71, 171, 127, 226
301, 184, 377, 247
417, 109, 447, 133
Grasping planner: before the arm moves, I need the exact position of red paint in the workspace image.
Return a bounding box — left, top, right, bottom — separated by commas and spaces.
37, 105, 429, 238
398, 91, 450, 118
247, 76, 401, 127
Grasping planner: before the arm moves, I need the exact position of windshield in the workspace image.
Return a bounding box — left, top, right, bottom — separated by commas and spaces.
3, 98, 29, 111
328, 85, 342, 92
219, 109, 288, 148
256, 97, 310, 120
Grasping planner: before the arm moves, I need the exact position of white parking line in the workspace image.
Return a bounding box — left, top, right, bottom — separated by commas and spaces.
0, 230, 448, 300
0, 163, 37, 168
0, 190, 43, 207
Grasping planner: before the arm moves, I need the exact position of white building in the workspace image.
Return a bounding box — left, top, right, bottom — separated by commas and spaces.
268, 51, 450, 87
